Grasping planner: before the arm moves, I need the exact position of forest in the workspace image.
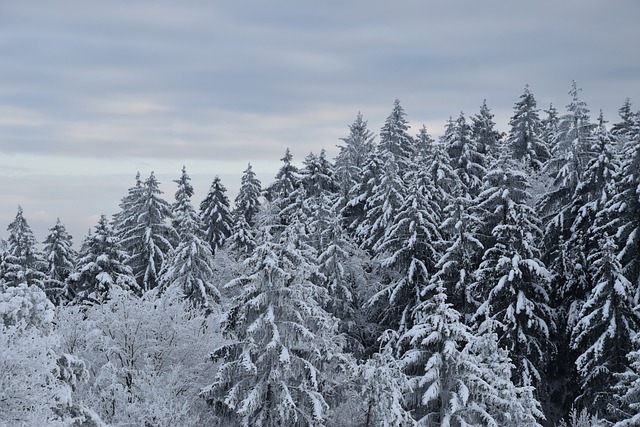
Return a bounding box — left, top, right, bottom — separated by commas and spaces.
1, 81, 639, 427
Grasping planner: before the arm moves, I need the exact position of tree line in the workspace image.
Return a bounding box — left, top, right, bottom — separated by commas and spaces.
1, 81, 639, 426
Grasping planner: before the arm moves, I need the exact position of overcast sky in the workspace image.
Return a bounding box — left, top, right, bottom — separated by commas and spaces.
1, 0, 639, 245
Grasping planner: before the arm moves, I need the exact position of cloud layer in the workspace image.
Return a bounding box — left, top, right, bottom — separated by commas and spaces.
0, 0, 638, 242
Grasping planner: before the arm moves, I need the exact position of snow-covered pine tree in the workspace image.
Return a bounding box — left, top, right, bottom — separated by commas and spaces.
233, 162, 262, 227
112, 172, 143, 237
357, 99, 412, 252
613, 332, 640, 426
400, 282, 543, 426
542, 104, 561, 150
371, 164, 441, 337
471, 99, 503, 162
599, 108, 640, 296
335, 112, 375, 215
171, 166, 195, 233
0, 206, 47, 290
444, 112, 486, 198
539, 81, 594, 249
67, 214, 139, 305
431, 192, 484, 322
611, 98, 635, 142
473, 150, 553, 390
42, 218, 76, 304
263, 148, 300, 204
356, 334, 415, 427
202, 217, 347, 427
227, 213, 257, 259
570, 235, 640, 420
506, 85, 550, 171
161, 167, 220, 310
200, 175, 233, 255
427, 129, 458, 214
119, 172, 177, 292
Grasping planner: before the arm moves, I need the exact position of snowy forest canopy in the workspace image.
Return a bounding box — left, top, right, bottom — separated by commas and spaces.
2, 82, 640, 427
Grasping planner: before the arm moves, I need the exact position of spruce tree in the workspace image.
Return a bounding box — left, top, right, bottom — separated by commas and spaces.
358, 100, 412, 251
67, 215, 139, 304
474, 152, 553, 390
42, 219, 76, 304
161, 167, 219, 310
506, 85, 549, 171
202, 218, 347, 426
0, 206, 47, 289
200, 175, 233, 255
444, 112, 486, 197
471, 99, 502, 161
570, 235, 640, 420
233, 163, 262, 227
119, 172, 177, 292
613, 332, 640, 426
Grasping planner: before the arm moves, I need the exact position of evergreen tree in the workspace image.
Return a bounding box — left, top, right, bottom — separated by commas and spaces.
401, 283, 542, 426
357, 100, 412, 251
67, 215, 139, 304
613, 332, 640, 426
200, 175, 233, 255
202, 219, 347, 426
471, 99, 503, 161
611, 98, 635, 140
0, 206, 47, 289
335, 112, 375, 213
227, 213, 257, 259
414, 124, 435, 165
570, 235, 640, 419
42, 218, 76, 304
600, 111, 640, 293
431, 193, 484, 321
119, 172, 177, 292
474, 153, 553, 390
444, 112, 486, 197
171, 165, 195, 233
161, 167, 219, 310
233, 163, 262, 227
263, 148, 300, 204
371, 166, 441, 336
506, 85, 549, 170
542, 103, 561, 151
112, 172, 143, 236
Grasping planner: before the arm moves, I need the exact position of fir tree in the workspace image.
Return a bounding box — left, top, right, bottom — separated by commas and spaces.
233, 163, 262, 227
263, 148, 300, 204
444, 112, 486, 197
161, 167, 219, 310
67, 215, 139, 304
119, 172, 177, 292
42, 218, 76, 304
570, 235, 640, 419
0, 206, 47, 289
202, 219, 347, 426
371, 166, 441, 336
474, 153, 553, 390
200, 175, 233, 255
613, 332, 640, 426
471, 99, 503, 161
506, 85, 549, 171
611, 98, 635, 140
357, 100, 412, 251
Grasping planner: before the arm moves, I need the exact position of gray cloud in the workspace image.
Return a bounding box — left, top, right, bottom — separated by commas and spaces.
0, 0, 638, 242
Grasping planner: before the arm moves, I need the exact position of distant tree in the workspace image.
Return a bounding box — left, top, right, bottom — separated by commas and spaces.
161, 167, 219, 310
570, 235, 640, 420
611, 98, 635, 140
42, 218, 76, 304
200, 175, 233, 255
119, 172, 177, 292
471, 99, 503, 161
203, 219, 347, 426
506, 85, 549, 170
263, 148, 300, 204
67, 215, 139, 305
444, 112, 486, 197
0, 206, 47, 289
233, 163, 262, 227
474, 152, 553, 390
